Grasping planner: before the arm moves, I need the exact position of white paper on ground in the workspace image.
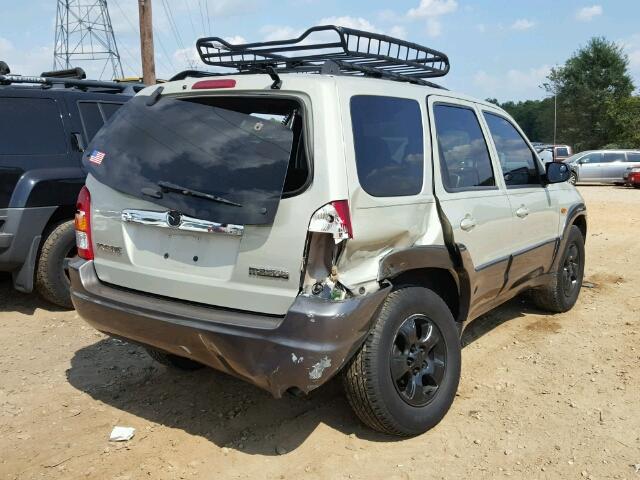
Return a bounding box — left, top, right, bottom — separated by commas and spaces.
109, 426, 136, 442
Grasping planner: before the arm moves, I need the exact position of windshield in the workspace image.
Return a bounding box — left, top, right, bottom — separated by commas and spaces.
84, 94, 294, 225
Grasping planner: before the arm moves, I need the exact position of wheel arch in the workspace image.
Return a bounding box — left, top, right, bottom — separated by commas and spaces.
378, 246, 471, 325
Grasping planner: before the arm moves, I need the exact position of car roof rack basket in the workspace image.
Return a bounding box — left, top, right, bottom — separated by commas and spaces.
196, 25, 449, 87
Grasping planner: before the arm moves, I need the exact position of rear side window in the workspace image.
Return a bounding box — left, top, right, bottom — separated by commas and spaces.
433, 104, 495, 191
555, 147, 569, 157
78, 102, 123, 141
602, 152, 625, 163
0, 97, 66, 155
100, 103, 121, 120
483, 112, 541, 187
351, 96, 423, 197
627, 152, 640, 162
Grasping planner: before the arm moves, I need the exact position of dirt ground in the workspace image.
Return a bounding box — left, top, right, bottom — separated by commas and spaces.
1, 185, 639, 480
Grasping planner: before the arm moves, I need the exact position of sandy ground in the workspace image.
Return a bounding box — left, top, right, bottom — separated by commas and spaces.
1, 185, 639, 480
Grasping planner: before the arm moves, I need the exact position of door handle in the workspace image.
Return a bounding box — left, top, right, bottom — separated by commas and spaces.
516, 206, 529, 218
460, 215, 477, 231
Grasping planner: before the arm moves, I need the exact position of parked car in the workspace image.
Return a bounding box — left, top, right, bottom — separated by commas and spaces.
0, 65, 141, 307
627, 167, 640, 188
565, 150, 640, 185
535, 144, 573, 164
69, 26, 586, 436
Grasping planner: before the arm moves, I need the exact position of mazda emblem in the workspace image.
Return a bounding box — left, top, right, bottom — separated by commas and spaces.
166, 210, 182, 227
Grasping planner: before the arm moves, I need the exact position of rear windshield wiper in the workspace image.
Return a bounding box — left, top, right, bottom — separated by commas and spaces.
156, 180, 243, 207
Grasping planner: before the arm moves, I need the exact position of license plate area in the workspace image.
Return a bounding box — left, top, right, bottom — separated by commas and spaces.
123, 224, 241, 280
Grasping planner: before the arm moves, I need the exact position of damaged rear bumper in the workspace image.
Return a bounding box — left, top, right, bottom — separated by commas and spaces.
70, 259, 390, 397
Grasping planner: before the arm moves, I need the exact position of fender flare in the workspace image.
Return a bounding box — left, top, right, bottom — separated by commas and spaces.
377, 245, 472, 324
9, 167, 85, 209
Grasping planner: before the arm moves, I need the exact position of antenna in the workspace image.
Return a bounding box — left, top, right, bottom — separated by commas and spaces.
53, 0, 124, 80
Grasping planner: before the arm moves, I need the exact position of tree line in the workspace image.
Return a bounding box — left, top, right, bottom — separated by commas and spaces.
487, 37, 640, 152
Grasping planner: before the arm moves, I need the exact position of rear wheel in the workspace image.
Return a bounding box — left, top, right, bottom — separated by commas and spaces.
145, 347, 204, 370
342, 287, 461, 436
531, 225, 585, 313
35, 220, 76, 309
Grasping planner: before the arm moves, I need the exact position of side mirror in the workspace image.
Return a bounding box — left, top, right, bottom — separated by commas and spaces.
545, 162, 571, 184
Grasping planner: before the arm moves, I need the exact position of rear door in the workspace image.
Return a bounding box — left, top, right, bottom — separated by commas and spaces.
600, 151, 627, 182
85, 92, 314, 315
480, 109, 559, 288
0, 93, 70, 209
428, 96, 513, 312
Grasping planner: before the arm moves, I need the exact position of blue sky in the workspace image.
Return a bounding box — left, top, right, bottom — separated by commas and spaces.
1, 0, 639, 101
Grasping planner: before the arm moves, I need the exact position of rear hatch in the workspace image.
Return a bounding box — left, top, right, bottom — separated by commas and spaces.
84, 90, 312, 315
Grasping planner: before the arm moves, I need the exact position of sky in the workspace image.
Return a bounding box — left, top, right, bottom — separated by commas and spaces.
1, 0, 639, 102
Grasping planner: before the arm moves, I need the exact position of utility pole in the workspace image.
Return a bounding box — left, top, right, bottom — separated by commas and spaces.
138, 0, 156, 85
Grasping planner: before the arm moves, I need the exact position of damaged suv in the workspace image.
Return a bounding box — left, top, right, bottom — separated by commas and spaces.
70, 26, 586, 436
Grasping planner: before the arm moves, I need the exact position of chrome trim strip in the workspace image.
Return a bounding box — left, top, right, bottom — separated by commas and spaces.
121, 209, 244, 236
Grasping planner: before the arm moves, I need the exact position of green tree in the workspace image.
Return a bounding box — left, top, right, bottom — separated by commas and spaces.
547, 37, 636, 151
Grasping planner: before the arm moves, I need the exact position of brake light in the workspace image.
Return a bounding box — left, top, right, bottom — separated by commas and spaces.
308, 200, 353, 242
75, 186, 93, 260
192, 79, 236, 89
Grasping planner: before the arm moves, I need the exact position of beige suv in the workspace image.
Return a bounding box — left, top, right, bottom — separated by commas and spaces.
70, 26, 586, 436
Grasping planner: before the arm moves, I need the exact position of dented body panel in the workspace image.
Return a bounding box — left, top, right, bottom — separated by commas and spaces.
70, 259, 390, 397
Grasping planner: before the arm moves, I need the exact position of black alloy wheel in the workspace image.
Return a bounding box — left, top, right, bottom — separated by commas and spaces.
561, 243, 580, 298
390, 314, 446, 407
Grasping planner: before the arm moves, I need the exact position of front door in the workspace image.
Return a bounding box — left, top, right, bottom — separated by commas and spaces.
577, 152, 603, 181
480, 108, 560, 290
428, 97, 513, 315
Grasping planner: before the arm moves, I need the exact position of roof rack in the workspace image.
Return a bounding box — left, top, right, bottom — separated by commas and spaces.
196, 25, 449, 88
0, 73, 145, 94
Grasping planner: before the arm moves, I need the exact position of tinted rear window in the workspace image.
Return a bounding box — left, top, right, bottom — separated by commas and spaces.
555, 147, 569, 157
85, 94, 294, 225
350, 96, 423, 197
0, 97, 66, 155
79, 102, 104, 141
433, 104, 495, 191
602, 152, 625, 163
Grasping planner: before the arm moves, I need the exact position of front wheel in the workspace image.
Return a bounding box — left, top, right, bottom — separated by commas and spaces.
568, 171, 578, 185
531, 225, 585, 313
342, 287, 461, 436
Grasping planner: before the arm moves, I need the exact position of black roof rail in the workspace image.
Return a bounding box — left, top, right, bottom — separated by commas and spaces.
41, 67, 86, 79
0, 74, 145, 94
196, 25, 449, 87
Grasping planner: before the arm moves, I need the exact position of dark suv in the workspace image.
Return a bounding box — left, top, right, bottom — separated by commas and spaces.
0, 64, 141, 307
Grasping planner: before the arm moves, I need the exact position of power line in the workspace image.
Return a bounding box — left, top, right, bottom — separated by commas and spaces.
160, 0, 193, 68
205, 0, 211, 36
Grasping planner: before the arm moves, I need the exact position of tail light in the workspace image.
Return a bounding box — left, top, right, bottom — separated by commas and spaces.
303, 200, 353, 301
75, 186, 93, 260
308, 200, 353, 242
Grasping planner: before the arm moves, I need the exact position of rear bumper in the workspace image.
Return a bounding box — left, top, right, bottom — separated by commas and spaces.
70, 259, 390, 397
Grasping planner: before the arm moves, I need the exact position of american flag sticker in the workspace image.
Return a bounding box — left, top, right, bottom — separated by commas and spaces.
89, 150, 106, 165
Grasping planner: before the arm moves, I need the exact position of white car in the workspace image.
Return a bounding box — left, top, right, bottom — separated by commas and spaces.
69, 25, 586, 436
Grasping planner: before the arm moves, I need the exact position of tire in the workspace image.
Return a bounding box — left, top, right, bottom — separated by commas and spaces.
35, 220, 77, 309
342, 287, 461, 436
145, 347, 204, 371
531, 225, 585, 313
568, 171, 578, 185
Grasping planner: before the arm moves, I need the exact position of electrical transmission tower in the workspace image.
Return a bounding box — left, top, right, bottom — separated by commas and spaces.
53, 0, 124, 79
